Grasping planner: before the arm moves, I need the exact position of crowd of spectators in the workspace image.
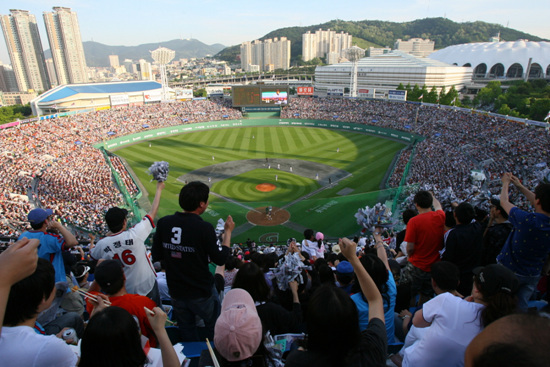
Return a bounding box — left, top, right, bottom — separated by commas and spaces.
0, 99, 242, 238
110, 156, 139, 196
2, 161, 550, 366
282, 97, 549, 209
2, 96, 548, 244
3, 96, 548, 239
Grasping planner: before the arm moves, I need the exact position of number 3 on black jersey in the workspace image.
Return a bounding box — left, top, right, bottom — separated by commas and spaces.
171, 227, 182, 244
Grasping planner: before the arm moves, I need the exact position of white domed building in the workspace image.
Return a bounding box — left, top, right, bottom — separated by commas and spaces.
429, 40, 550, 80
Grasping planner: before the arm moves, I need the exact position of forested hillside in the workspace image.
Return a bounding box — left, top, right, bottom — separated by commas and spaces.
216, 17, 546, 63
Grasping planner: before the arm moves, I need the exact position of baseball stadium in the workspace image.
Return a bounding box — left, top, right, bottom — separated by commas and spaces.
1, 82, 549, 246
113, 120, 410, 244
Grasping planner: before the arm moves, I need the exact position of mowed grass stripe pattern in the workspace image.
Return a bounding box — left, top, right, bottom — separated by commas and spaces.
213, 169, 319, 204
114, 125, 405, 238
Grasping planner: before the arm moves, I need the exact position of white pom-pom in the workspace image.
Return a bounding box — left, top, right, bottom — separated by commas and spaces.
355, 203, 393, 231
270, 253, 311, 291
147, 161, 169, 182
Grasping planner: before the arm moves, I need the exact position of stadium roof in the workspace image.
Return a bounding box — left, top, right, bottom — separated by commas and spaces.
429, 40, 550, 78
322, 51, 459, 71
39, 81, 163, 102
315, 51, 472, 92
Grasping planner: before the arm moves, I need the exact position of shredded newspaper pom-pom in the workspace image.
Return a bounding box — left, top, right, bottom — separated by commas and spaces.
271, 253, 311, 291
437, 187, 458, 211
147, 161, 169, 182
215, 218, 225, 234
355, 203, 393, 231
469, 190, 494, 211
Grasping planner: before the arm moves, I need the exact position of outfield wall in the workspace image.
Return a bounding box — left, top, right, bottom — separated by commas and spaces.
96, 119, 424, 150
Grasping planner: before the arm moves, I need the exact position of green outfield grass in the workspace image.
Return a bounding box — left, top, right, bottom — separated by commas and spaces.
114, 123, 405, 243
212, 169, 320, 203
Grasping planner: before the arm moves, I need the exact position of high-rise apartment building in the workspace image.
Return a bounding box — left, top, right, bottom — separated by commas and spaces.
0, 9, 50, 92
240, 37, 290, 72
265, 37, 291, 70
240, 41, 251, 70
302, 29, 352, 62
394, 38, 435, 57
45, 58, 57, 86
0, 62, 18, 92
109, 54, 120, 68
43, 7, 88, 85
137, 59, 153, 80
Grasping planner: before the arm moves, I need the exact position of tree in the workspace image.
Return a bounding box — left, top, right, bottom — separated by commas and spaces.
476, 81, 502, 108
529, 98, 550, 121
441, 86, 458, 105
461, 96, 472, 107
397, 83, 405, 90
420, 85, 429, 101
409, 84, 422, 101
438, 86, 446, 104
193, 88, 206, 97
497, 104, 521, 118
426, 86, 438, 104
0, 104, 32, 124
306, 57, 324, 66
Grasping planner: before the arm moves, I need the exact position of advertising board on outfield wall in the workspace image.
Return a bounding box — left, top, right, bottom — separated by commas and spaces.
144, 91, 162, 102
96, 119, 423, 150
388, 90, 407, 101
176, 89, 193, 99
297, 86, 314, 96
358, 89, 375, 98
110, 94, 130, 106
206, 86, 224, 97
327, 87, 344, 97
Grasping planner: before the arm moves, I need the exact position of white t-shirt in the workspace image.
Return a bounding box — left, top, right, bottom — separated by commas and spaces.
316, 242, 325, 259
301, 239, 317, 259
0, 325, 78, 367
402, 292, 484, 367
92, 216, 156, 296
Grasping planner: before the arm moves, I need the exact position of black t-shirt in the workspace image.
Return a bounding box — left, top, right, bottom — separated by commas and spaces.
256, 301, 303, 336
152, 212, 230, 299
284, 318, 387, 367
441, 222, 483, 272
481, 222, 513, 265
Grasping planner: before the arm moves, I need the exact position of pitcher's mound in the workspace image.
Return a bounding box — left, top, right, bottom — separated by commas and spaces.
256, 183, 276, 192
247, 206, 290, 226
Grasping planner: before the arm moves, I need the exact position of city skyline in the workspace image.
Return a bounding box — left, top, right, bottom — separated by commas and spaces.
1, 0, 549, 65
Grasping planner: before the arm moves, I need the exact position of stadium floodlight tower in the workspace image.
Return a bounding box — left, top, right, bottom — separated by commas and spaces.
151, 46, 176, 100
345, 46, 365, 98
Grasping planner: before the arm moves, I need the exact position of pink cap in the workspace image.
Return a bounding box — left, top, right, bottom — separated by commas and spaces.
214, 288, 262, 362
315, 232, 324, 240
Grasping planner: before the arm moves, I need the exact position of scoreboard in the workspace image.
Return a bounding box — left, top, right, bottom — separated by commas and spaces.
232, 85, 289, 107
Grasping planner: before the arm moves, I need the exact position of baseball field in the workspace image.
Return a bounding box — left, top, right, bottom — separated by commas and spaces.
114, 122, 405, 244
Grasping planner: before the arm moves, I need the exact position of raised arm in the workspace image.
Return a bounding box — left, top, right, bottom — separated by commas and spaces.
373, 228, 390, 271
511, 174, 536, 207
49, 220, 78, 247
146, 307, 180, 367
147, 181, 165, 220
499, 173, 516, 215
0, 238, 39, 335
432, 193, 442, 211
221, 215, 235, 248
340, 238, 384, 322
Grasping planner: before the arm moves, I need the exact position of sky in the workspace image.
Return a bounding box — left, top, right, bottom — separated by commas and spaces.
1, 0, 549, 65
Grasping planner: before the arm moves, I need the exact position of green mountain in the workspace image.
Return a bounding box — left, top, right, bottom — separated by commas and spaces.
45, 39, 226, 67
216, 17, 547, 63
